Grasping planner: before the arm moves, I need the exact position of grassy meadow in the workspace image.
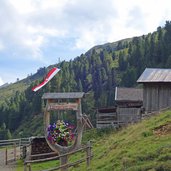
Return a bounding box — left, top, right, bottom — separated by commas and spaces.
17, 110, 171, 171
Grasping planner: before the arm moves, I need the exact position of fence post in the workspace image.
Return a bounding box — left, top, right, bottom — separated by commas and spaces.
14, 143, 16, 161
28, 163, 32, 171
22, 146, 27, 159
86, 141, 91, 167
5, 148, 7, 165
19, 138, 21, 159
24, 163, 27, 171
60, 154, 68, 171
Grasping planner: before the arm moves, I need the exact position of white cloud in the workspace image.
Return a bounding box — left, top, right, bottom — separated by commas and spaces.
9, 0, 36, 14
1, 0, 171, 57
1, 0, 171, 84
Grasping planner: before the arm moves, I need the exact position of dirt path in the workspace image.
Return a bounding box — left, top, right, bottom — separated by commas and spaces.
0, 147, 20, 171
0, 163, 16, 171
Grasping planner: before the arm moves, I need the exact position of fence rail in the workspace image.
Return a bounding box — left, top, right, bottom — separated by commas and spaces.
0, 137, 31, 146
0, 137, 31, 165
0, 143, 17, 165
24, 141, 92, 171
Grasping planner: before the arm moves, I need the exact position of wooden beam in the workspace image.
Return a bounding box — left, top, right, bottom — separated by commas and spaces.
47, 103, 78, 111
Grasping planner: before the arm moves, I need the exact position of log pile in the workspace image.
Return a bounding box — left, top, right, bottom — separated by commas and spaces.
30, 137, 58, 160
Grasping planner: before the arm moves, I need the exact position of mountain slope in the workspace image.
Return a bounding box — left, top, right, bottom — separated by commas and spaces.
1, 21, 171, 138
72, 110, 171, 171
0, 82, 28, 105
0, 66, 47, 105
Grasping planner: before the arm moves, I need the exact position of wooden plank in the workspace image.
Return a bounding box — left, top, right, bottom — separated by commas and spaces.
86, 141, 91, 167
42, 92, 84, 99
30, 152, 57, 158
0, 139, 20, 142
97, 116, 117, 119
143, 84, 147, 111
147, 85, 151, 112
96, 112, 117, 116
97, 122, 123, 128
14, 143, 16, 161
47, 103, 78, 111
96, 114, 117, 118
97, 120, 117, 124
25, 146, 89, 163
97, 117, 116, 120
0, 142, 17, 146
96, 124, 116, 127
5, 148, 7, 165
97, 119, 116, 122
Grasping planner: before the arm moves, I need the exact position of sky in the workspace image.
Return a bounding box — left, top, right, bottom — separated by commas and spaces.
0, 0, 171, 86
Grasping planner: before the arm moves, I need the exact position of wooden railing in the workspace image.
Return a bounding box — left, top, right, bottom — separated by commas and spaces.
0, 142, 17, 165
24, 141, 92, 171
0, 137, 31, 165
0, 138, 31, 147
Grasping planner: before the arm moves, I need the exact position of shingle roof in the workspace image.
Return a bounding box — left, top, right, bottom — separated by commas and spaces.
137, 68, 171, 83
115, 87, 143, 101
42, 92, 84, 99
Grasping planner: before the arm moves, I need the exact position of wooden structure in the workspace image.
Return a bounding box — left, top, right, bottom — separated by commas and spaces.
137, 68, 171, 113
30, 137, 57, 160
115, 87, 143, 125
96, 87, 143, 128
42, 92, 85, 171
96, 107, 117, 128
24, 142, 92, 171
0, 138, 31, 165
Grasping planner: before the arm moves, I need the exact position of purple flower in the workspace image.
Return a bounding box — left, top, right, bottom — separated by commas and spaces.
47, 121, 75, 146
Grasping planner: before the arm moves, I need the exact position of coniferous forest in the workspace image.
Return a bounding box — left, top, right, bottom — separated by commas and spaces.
1, 21, 171, 139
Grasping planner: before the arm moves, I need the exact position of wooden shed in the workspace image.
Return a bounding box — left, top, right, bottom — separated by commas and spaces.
115, 87, 143, 124
96, 107, 117, 128
137, 68, 171, 113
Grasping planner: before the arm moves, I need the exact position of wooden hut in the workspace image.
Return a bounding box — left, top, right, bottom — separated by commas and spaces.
96, 107, 117, 128
137, 68, 171, 113
115, 87, 143, 125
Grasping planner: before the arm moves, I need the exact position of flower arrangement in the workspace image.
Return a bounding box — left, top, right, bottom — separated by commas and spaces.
47, 120, 74, 146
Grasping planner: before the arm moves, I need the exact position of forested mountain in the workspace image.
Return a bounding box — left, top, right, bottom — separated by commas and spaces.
1, 21, 171, 139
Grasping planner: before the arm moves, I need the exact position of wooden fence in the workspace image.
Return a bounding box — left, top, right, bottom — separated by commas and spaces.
0, 142, 18, 165
0, 137, 31, 165
0, 137, 31, 147
24, 141, 92, 171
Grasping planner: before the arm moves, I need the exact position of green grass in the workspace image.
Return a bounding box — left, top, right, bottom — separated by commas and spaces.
0, 81, 28, 105
17, 110, 171, 171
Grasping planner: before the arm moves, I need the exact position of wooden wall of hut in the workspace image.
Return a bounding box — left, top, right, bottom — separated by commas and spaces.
117, 107, 141, 125
143, 83, 171, 113
96, 108, 117, 128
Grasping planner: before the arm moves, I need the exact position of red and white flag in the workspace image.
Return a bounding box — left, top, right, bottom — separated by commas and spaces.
32, 67, 60, 92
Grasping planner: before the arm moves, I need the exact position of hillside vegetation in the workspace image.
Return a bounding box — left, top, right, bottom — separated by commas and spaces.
0, 82, 28, 105
82, 111, 171, 171
1, 21, 171, 138
17, 110, 171, 171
